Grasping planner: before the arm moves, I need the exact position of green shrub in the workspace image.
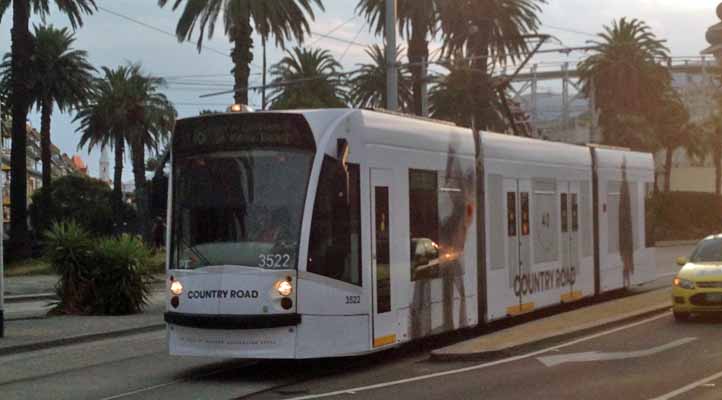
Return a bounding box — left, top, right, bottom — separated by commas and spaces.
44, 221, 95, 314
44, 221, 153, 315
647, 191, 722, 242
92, 235, 153, 315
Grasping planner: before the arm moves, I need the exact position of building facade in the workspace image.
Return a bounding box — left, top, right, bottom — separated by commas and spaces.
0, 120, 88, 225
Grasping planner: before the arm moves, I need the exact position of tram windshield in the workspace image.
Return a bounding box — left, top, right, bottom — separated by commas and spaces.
171, 150, 313, 270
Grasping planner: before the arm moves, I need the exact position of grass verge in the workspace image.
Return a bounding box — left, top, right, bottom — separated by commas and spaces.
5, 258, 54, 277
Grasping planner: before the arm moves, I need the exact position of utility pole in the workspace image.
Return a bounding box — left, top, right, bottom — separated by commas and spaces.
385, 0, 398, 111
262, 38, 267, 110
471, 116, 487, 326
421, 62, 429, 116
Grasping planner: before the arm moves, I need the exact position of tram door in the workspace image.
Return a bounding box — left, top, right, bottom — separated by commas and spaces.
504, 179, 531, 309
560, 182, 581, 300
370, 169, 398, 348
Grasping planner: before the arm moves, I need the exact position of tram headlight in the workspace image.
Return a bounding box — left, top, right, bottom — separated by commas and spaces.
170, 280, 184, 296
274, 279, 293, 297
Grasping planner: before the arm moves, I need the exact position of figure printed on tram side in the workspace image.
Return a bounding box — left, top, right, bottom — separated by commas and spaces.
410, 138, 473, 338
619, 159, 635, 287
439, 142, 472, 333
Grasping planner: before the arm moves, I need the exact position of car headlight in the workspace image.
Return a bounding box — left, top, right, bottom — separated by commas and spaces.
274, 278, 293, 297
170, 280, 183, 296
673, 277, 695, 290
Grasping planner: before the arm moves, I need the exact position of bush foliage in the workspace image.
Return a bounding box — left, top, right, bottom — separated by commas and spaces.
44, 221, 153, 315
30, 174, 137, 237
647, 191, 722, 242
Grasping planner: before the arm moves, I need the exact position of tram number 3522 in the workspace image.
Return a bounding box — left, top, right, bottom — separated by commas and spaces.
345, 296, 361, 304
258, 254, 291, 269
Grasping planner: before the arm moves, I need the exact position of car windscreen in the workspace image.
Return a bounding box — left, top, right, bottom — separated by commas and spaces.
690, 238, 722, 263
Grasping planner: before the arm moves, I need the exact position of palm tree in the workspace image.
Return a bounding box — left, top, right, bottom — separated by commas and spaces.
76, 64, 176, 239
578, 18, 671, 147
349, 45, 412, 110
689, 113, 722, 196
438, 0, 545, 129
0, 0, 96, 259
648, 91, 692, 192
76, 66, 130, 212
356, 0, 438, 115
1, 25, 95, 223
428, 54, 478, 127
125, 69, 175, 241
158, 0, 323, 105
268, 47, 347, 110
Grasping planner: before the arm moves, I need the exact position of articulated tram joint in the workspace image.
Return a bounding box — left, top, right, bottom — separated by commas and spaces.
164, 312, 301, 330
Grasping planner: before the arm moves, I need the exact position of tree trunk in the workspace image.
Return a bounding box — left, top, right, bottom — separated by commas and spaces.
131, 139, 149, 242
664, 145, 673, 193
230, 8, 253, 106
408, 19, 428, 116
713, 149, 722, 196
470, 23, 497, 131
9, 0, 33, 260
112, 135, 124, 231
39, 96, 53, 231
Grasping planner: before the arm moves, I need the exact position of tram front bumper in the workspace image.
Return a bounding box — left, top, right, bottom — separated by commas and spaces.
166, 313, 301, 359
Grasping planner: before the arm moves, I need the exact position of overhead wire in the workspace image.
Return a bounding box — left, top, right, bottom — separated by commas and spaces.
307, 15, 360, 48
340, 22, 368, 62
98, 6, 236, 60
541, 24, 598, 39
308, 30, 370, 48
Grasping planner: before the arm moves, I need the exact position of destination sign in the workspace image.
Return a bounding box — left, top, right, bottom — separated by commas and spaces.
173, 113, 316, 154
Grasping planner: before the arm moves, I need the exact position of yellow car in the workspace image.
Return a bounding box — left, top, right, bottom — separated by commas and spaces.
672, 235, 722, 321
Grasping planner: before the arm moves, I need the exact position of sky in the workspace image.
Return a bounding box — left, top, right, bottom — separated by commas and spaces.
0, 0, 720, 180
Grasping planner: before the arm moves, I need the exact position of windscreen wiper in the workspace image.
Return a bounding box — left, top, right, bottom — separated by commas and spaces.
180, 236, 212, 268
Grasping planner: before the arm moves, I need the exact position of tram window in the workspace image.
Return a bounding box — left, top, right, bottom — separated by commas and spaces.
533, 188, 559, 264
507, 192, 517, 237
521, 193, 530, 236
409, 169, 439, 281
307, 157, 362, 286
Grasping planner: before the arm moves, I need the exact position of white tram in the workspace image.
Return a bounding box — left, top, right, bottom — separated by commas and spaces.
164, 109, 656, 359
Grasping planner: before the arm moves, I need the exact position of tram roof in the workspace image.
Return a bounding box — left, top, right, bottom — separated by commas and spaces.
177, 109, 651, 173
347, 109, 593, 169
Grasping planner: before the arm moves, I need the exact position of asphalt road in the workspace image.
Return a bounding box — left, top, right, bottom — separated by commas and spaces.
0, 245, 698, 400
247, 312, 722, 400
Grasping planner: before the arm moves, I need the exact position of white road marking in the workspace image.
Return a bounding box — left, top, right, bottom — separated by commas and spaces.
96, 364, 241, 400
286, 312, 670, 400
649, 370, 722, 400
537, 337, 696, 367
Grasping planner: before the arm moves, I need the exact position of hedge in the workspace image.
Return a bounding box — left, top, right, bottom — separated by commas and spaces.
647, 191, 722, 243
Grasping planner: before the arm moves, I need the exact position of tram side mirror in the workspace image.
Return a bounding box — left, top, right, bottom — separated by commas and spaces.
676, 257, 688, 267
334, 139, 351, 207
337, 139, 349, 168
